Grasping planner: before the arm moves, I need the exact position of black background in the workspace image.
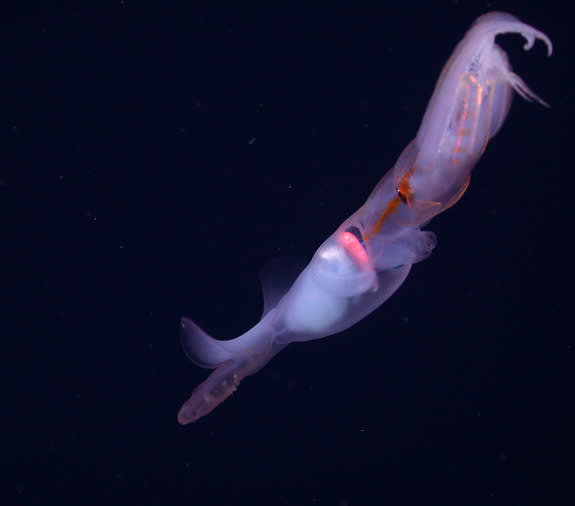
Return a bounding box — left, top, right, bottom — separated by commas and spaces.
3, 1, 573, 504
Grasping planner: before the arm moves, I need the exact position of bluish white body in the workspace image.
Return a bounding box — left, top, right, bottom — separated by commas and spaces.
178, 12, 552, 424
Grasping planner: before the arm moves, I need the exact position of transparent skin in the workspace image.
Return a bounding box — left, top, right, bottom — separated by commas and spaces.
178, 12, 552, 424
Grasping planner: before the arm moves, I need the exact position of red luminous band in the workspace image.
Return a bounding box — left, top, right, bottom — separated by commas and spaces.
340, 231, 369, 268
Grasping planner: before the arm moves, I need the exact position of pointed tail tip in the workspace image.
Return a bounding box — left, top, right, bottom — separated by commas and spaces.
177, 404, 197, 425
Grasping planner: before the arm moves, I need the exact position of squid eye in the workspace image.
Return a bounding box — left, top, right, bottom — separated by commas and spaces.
396, 187, 408, 204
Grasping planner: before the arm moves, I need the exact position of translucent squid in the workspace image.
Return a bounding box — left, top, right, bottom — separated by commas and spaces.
177, 12, 552, 424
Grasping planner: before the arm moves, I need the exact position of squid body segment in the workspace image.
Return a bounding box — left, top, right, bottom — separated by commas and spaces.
178, 12, 552, 424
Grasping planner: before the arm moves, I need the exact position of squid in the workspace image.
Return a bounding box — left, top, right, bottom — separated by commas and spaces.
178, 12, 552, 424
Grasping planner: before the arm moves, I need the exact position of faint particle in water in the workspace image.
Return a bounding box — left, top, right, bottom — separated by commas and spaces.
84, 211, 97, 222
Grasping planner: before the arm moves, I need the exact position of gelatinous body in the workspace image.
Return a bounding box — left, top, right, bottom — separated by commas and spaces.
178, 12, 551, 424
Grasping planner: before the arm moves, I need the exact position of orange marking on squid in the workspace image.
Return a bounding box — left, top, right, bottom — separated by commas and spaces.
365, 168, 415, 241
364, 195, 401, 241
452, 80, 471, 165
396, 168, 415, 205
